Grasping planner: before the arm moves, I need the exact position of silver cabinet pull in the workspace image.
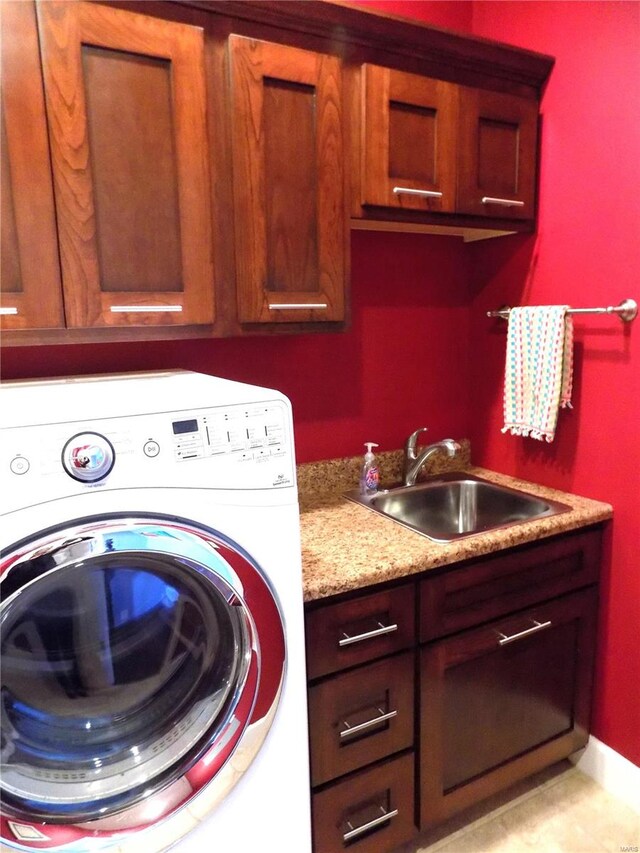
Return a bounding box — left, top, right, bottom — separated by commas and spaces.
267, 303, 328, 310
340, 707, 398, 740
339, 621, 398, 647
393, 186, 443, 199
110, 305, 183, 313
498, 619, 552, 646
481, 196, 525, 207
0, 307, 18, 315
343, 806, 399, 843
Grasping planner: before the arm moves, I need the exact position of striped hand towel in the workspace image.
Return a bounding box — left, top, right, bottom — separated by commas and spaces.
502, 306, 574, 442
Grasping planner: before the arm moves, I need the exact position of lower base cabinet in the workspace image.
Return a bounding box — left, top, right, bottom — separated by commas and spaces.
305, 526, 602, 852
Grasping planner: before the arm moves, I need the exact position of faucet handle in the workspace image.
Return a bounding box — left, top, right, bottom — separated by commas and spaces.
406, 427, 428, 456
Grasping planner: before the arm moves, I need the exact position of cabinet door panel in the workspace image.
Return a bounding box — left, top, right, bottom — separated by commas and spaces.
420, 588, 598, 827
36, 1, 215, 328
229, 35, 346, 323
361, 65, 457, 212
0, 1, 64, 331
457, 87, 538, 220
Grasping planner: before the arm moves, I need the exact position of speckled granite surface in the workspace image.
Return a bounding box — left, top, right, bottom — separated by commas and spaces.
297, 444, 612, 602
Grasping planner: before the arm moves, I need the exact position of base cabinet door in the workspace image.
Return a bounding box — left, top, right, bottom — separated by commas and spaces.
419, 587, 598, 828
37, 1, 216, 329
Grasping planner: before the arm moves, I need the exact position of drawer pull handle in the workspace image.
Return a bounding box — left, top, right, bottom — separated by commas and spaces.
393, 186, 443, 199
340, 707, 398, 740
498, 619, 552, 646
0, 307, 18, 315
339, 621, 398, 647
481, 196, 525, 207
343, 806, 399, 843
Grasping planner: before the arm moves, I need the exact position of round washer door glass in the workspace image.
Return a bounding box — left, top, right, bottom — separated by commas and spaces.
0, 517, 285, 841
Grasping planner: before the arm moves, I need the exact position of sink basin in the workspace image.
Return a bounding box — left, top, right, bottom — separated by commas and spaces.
345, 473, 569, 543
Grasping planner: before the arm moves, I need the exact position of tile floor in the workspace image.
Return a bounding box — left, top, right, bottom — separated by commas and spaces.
399, 761, 640, 853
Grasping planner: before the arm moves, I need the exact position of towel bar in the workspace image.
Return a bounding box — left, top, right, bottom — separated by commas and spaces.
487, 298, 637, 323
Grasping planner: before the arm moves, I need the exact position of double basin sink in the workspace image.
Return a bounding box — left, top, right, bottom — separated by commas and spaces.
345, 473, 569, 543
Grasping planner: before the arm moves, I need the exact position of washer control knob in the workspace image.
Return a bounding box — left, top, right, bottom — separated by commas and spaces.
10, 456, 30, 475
62, 432, 115, 483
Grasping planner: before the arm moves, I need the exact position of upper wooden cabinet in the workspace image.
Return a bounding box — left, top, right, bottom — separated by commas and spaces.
0, 2, 64, 332
229, 35, 347, 324
360, 65, 458, 214
456, 87, 539, 220
2, 0, 553, 344
36, 1, 215, 329
356, 63, 541, 228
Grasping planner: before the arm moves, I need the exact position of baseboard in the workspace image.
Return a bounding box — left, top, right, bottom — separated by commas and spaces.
571, 735, 640, 814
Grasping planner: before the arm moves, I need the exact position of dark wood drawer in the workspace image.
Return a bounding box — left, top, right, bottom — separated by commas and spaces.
420, 527, 602, 641
312, 752, 416, 853
305, 583, 415, 679
309, 651, 414, 786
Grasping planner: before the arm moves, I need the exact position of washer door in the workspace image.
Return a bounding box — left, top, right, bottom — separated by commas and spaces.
0, 516, 285, 850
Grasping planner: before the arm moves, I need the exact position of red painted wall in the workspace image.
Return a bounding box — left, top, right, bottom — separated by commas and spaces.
1, 0, 638, 766
467, 2, 640, 765
353, 0, 473, 31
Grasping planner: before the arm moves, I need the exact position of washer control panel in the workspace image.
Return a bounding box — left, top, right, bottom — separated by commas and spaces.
1, 399, 294, 511
171, 405, 287, 463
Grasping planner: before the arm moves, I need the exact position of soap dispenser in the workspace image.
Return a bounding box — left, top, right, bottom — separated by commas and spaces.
360, 442, 380, 496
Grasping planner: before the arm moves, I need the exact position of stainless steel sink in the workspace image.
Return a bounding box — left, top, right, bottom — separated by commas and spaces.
345, 473, 569, 543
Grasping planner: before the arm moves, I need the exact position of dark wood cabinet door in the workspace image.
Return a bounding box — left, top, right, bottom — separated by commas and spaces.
229, 35, 346, 324
36, 1, 215, 329
420, 588, 598, 828
360, 65, 458, 213
457, 87, 539, 220
1, 1, 64, 332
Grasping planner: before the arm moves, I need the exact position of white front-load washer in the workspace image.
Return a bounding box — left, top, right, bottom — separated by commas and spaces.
0, 371, 311, 852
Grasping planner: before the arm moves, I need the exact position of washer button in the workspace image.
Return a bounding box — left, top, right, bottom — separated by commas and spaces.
10, 456, 30, 475
144, 440, 160, 458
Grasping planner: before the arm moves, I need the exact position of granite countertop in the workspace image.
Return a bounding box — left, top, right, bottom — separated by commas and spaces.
297, 443, 612, 602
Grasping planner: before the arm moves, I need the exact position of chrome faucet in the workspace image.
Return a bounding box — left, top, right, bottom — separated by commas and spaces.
402, 427, 460, 487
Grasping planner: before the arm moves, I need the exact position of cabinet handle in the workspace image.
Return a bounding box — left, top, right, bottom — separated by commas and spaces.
110, 305, 183, 313
0, 307, 18, 315
340, 707, 398, 740
393, 186, 443, 199
339, 621, 398, 647
343, 806, 399, 843
481, 196, 525, 207
267, 303, 328, 310
497, 619, 552, 646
